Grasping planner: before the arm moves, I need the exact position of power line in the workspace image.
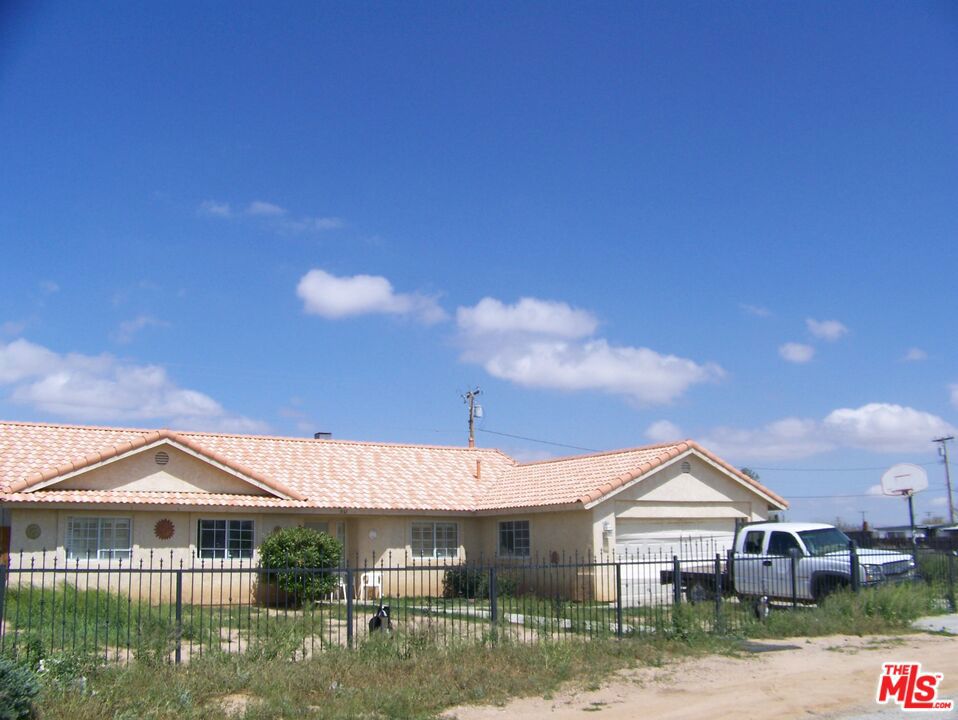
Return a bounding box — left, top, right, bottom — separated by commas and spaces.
748, 461, 942, 472
477, 428, 599, 453
787, 486, 949, 500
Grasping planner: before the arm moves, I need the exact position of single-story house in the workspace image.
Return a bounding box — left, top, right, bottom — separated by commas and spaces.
0, 420, 787, 601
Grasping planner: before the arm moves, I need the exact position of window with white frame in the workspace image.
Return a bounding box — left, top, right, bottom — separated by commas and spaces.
197, 519, 254, 559
66, 517, 132, 560
498, 520, 530, 557
411, 521, 458, 558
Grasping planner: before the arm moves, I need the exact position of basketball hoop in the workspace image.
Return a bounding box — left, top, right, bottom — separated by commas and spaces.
881, 464, 928, 550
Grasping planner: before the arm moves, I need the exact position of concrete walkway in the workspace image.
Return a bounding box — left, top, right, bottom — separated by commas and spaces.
913, 612, 958, 634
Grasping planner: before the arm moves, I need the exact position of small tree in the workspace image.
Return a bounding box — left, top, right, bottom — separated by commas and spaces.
259, 527, 343, 604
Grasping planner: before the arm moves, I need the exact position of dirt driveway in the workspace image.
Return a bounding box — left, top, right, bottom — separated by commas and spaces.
445, 633, 958, 720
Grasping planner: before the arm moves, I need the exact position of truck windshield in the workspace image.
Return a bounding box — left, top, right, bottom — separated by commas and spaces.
798, 528, 852, 556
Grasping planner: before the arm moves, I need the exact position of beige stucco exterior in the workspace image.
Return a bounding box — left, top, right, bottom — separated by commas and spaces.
2, 447, 780, 604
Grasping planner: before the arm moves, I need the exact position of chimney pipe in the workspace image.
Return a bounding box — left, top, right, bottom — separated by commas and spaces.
314, 432, 332, 440
475, 458, 482, 480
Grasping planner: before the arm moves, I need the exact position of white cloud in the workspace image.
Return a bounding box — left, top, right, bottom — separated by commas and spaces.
702, 402, 958, 461
280, 216, 345, 233
703, 417, 832, 460
779, 342, 815, 364
0, 337, 265, 432
903, 348, 927, 362
930, 496, 950, 508
457, 297, 598, 339
112, 315, 168, 344
739, 303, 771, 318
806, 318, 848, 341
823, 403, 956, 453
456, 296, 723, 405
39, 280, 60, 295
296, 268, 447, 324
950, 384, 958, 408
646, 420, 684, 443
199, 200, 232, 218
245, 200, 287, 217
200, 199, 342, 233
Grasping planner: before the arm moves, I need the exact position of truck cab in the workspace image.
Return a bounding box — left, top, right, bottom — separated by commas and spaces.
733, 522, 917, 602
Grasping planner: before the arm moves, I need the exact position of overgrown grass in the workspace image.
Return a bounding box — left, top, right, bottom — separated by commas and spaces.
30, 633, 738, 720
742, 582, 944, 638
6, 581, 950, 719
0, 584, 339, 661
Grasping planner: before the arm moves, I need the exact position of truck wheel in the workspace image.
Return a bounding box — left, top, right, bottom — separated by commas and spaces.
813, 576, 848, 604
686, 582, 711, 604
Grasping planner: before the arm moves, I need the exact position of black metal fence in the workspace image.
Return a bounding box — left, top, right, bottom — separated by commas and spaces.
1, 544, 954, 664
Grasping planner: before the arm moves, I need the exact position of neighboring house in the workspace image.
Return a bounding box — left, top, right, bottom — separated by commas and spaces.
0, 420, 787, 600
871, 524, 931, 542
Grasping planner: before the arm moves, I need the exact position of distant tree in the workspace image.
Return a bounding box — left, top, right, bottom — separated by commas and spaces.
740, 467, 760, 481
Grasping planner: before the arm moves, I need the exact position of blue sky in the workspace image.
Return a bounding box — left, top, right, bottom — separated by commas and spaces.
1, 1, 956, 526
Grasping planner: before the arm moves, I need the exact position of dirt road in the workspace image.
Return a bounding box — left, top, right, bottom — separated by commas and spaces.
445, 633, 958, 720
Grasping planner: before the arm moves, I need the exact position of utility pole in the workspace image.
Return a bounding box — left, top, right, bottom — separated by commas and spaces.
933, 436, 955, 525
463, 388, 481, 448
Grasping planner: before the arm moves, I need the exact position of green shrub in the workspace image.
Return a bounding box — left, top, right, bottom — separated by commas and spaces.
259, 526, 342, 604
442, 567, 485, 598
442, 567, 519, 599
0, 656, 40, 720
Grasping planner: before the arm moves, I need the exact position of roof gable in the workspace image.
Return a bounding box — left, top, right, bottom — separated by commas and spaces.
4, 429, 305, 501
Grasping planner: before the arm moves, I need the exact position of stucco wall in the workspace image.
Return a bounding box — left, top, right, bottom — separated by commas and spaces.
56, 445, 268, 496
588, 453, 776, 602
7, 508, 352, 601
594, 453, 772, 547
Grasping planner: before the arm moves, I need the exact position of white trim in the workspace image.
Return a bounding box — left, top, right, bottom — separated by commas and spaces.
64, 514, 133, 561
196, 517, 256, 560
409, 520, 460, 560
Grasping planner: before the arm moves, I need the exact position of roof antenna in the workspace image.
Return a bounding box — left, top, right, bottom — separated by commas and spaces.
462, 388, 482, 448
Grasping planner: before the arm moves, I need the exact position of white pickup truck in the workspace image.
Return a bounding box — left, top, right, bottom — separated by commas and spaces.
662, 521, 918, 605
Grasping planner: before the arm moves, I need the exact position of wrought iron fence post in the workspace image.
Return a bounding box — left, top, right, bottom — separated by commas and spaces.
174, 569, 183, 664
790, 553, 798, 609
0, 560, 6, 643
849, 542, 860, 593
948, 552, 956, 612
489, 566, 498, 641
672, 556, 681, 606
614, 562, 623, 637
713, 553, 722, 630
345, 568, 354, 648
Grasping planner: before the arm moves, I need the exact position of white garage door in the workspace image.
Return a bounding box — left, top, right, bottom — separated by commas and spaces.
614, 518, 735, 560
615, 519, 736, 606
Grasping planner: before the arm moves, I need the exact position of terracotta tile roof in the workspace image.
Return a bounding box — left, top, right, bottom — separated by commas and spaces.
0, 490, 310, 508
0, 421, 787, 512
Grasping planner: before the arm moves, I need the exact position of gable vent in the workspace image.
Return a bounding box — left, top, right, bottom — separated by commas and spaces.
680, 461, 691, 473
154, 451, 170, 466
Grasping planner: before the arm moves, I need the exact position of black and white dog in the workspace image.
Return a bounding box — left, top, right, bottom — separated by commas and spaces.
369, 600, 393, 633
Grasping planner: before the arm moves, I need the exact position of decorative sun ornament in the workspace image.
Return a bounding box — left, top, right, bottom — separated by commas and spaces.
154, 518, 175, 540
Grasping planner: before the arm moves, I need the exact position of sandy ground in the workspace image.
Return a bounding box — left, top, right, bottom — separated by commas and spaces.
444, 633, 958, 720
